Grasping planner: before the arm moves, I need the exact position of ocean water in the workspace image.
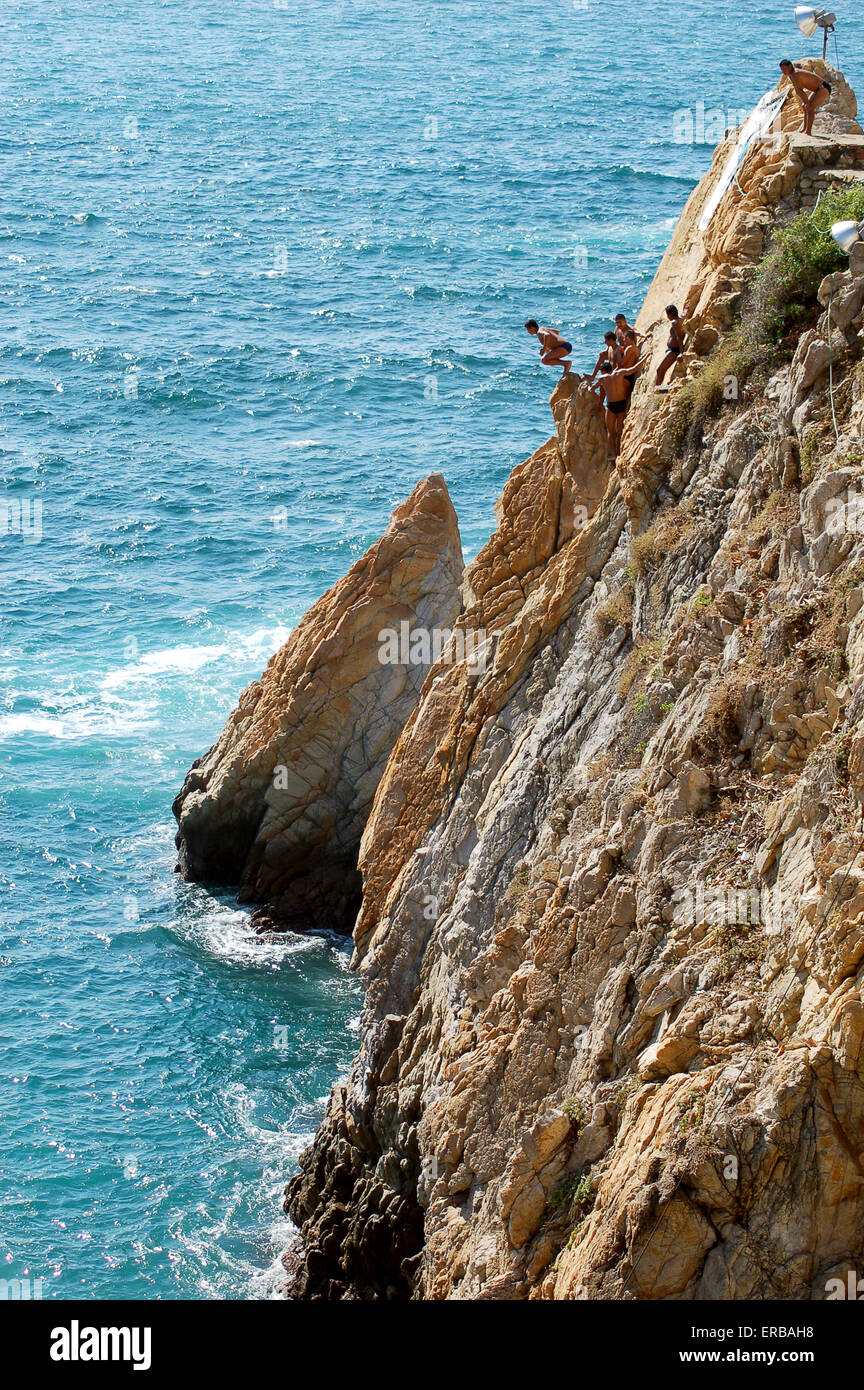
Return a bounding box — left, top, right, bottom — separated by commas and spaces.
2, 0, 863, 1300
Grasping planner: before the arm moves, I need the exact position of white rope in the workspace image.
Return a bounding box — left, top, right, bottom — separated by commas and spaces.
816, 188, 841, 443
828, 278, 841, 443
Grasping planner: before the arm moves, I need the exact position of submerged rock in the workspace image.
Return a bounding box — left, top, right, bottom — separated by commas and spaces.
173, 472, 463, 933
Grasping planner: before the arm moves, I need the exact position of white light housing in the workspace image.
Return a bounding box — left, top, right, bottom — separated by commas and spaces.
831, 220, 864, 254
795, 5, 837, 38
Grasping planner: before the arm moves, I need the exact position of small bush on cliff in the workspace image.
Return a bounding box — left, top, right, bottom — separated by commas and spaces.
711, 916, 766, 976
750, 185, 864, 341
617, 637, 663, 698
676, 1092, 705, 1134
507, 865, 530, 897
593, 582, 634, 636
835, 735, 851, 781
562, 1096, 587, 1131
695, 672, 748, 761
631, 502, 696, 574
801, 427, 820, 484
546, 1171, 593, 1218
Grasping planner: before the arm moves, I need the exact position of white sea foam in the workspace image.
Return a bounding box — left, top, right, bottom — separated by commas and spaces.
107, 283, 160, 295
1, 628, 292, 744
250, 1217, 300, 1300
101, 627, 292, 693
0, 700, 155, 740
176, 892, 330, 969
236, 625, 291, 662
101, 643, 226, 689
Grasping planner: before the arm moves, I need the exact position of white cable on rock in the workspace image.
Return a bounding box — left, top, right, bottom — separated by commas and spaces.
828, 278, 841, 442
816, 188, 841, 444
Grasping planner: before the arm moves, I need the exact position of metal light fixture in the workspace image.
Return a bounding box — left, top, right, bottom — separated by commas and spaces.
831, 220, 864, 254
794, 6, 837, 59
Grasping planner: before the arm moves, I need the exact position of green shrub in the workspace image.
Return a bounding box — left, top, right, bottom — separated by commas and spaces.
749, 185, 864, 341
668, 186, 864, 456
546, 1171, 593, 1217
676, 1094, 705, 1134
801, 428, 819, 484
562, 1097, 587, 1129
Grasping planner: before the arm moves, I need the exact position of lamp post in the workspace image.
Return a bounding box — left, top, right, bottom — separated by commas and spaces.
794, 6, 837, 61
831, 220, 864, 254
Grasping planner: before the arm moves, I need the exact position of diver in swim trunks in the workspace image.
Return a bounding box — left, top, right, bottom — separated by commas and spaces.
593, 361, 631, 459
620, 329, 642, 396
779, 59, 831, 135
615, 314, 635, 351
615, 313, 650, 351
525, 319, 573, 376
656, 306, 686, 387
589, 331, 620, 383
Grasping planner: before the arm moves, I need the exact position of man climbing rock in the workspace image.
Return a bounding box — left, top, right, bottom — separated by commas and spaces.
655, 305, 686, 387
620, 328, 644, 397
779, 59, 831, 135
588, 330, 621, 383
525, 319, 573, 375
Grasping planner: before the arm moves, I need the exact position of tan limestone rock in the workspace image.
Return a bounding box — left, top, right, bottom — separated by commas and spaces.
173, 473, 463, 931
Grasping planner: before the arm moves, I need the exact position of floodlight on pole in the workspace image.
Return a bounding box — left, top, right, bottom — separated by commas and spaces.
831, 220, 864, 254
794, 6, 837, 60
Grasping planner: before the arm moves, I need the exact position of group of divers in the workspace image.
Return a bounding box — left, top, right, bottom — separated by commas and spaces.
525, 306, 685, 459
522, 57, 836, 459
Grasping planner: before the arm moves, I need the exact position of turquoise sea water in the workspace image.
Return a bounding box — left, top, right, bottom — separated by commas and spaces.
2, 0, 862, 1300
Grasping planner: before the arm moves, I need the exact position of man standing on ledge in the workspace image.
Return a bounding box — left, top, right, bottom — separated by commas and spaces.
525, 319, 573, 376
592, 361, 631, 460
779, 59, 831, 135
656, 305, 686, 387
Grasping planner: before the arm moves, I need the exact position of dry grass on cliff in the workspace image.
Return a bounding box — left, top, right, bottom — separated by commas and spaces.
805, 563, 864, 675
617, 636, 663, 699
630, 501, 697, 574
692, 559, 861, 767
666, 329, 754, 456
593, 581, 634, 636
744, 488, 798, 544
694, 670, 754, 763
612, 636, 674, 769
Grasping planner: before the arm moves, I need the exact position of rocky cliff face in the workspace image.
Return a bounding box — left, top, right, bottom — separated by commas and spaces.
280, 65, 864, 1300
173, 473, 463, 932
178, 65, 864, 1298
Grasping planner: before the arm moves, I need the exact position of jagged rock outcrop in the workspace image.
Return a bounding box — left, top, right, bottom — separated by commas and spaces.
282, 65, 864, 1300
354, 376, 613, 963
173, 473, 463, 932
